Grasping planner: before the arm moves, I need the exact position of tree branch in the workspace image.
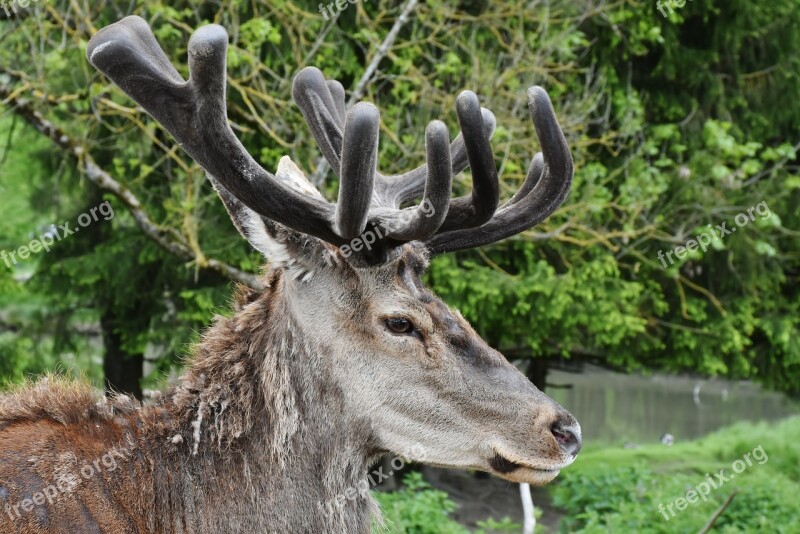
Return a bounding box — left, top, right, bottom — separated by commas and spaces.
698, 489, 739, 534
0, 84, 263, 291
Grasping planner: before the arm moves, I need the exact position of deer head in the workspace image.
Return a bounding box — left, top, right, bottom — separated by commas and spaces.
86, 16, 580, 489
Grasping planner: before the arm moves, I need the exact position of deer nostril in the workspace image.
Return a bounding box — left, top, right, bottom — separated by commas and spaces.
551, 423, 582, 458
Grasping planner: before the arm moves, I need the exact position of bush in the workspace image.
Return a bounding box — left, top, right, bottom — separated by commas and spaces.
372, 471, 522, 534
372, 472, 469, 534
550, 417, 800, 532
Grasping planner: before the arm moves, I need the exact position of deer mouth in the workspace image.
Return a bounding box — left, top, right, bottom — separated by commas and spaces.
488, 448, 563, 486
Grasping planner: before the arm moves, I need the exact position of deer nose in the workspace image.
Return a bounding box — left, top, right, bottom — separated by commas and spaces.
551, 420, 582, 458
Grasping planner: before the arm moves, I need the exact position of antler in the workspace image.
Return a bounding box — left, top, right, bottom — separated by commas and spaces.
425, 87, 573, 254
86, 16, 573, 263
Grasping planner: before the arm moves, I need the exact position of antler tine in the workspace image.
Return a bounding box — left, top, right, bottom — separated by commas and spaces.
87, 17, 344, 244
326, 80, 346, 125
504, 152, 544, 208
292, 67, 346, 177
337, 103, 379, 239
380, 120, 452, 241
425, 86, 573, 254
432, 91, 500, 233
376, 107, 497, 208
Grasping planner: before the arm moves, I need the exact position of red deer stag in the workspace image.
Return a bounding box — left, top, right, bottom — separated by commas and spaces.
0, 16, 580, 533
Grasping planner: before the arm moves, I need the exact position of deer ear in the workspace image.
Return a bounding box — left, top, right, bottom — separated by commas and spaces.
211, 156, 329, 270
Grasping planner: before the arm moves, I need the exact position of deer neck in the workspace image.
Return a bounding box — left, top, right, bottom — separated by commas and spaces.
160, 272, 379, 532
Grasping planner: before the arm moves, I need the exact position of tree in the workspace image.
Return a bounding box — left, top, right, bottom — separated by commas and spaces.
0, 0, 797, 396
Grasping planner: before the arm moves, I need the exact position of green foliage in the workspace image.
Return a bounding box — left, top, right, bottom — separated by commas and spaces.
429, 250, 649, 363
372, 472, 522, 534
551, 417, 800, 532
372, 472, 468, 534
0, 0, 799, 397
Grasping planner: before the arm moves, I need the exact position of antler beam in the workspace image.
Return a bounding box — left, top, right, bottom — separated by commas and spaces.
88, 18, 344, 243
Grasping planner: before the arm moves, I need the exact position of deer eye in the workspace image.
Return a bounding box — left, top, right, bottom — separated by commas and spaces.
385, 317, 414, 335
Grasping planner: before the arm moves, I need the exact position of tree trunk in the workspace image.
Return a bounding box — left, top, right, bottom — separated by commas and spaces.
527, 358, 549, 393
101, 311, 143, 398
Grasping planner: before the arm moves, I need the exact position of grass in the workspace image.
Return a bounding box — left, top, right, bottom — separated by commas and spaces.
549, 416, 800, 533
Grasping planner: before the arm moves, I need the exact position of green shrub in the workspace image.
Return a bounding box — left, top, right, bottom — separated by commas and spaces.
372, 472, 523, 534
551, 417, 800, 532
372, 472, 469, 534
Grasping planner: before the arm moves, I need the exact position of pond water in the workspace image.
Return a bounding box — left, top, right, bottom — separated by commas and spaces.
546, 365, 799, 445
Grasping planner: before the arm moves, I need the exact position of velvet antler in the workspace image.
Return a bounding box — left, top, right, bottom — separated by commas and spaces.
87, 16, 572, 262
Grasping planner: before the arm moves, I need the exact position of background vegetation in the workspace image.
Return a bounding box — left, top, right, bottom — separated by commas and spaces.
551, 416, 800, 533
0, 0, 797, 531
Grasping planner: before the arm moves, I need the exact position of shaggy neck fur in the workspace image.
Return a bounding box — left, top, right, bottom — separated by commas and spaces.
156, 270, 379, 532
0, 269, 381, 533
